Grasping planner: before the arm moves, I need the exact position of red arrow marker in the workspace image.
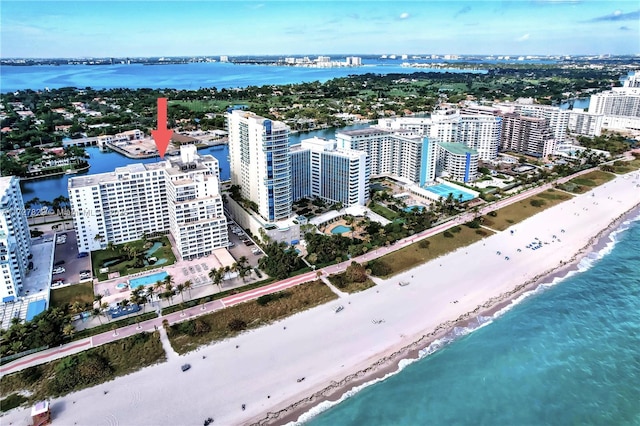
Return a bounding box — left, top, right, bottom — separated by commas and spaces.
151, 98, 173, 158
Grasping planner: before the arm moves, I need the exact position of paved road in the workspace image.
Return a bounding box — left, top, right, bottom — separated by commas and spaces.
0, 167, 598, 377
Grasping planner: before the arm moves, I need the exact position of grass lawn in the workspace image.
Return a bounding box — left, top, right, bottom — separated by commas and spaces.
92, 236, 176, 281
611, 158, 640, 174
327, 273, 376, 293
482, 189, 573, 231
167, 280, 337, 354
50, 282, 94, 309
558, 170, 616, 194
370, 202, 399, 220
368, 225, 493, 278
0, 332, 165, 409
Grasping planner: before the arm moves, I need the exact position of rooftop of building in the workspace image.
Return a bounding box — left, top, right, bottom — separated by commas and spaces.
438, 142, 479, 156
336, 127, 391, 137
0, 176, 17, 195
69, 149, 218, 188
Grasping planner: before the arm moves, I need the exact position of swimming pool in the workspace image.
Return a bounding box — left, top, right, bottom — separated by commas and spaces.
425, 184, 476, 202
145, 242, 163, 256
404, 205, 425, 213
116, 283, 128, 290
129, 271, 168, 289
331, 225, 352, 234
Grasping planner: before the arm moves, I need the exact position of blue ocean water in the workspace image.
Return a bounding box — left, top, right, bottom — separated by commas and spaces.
306, 213, 640, 425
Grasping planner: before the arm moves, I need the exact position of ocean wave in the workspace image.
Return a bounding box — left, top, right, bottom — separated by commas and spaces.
289, 359, 416, 425
290, 210, 640, 425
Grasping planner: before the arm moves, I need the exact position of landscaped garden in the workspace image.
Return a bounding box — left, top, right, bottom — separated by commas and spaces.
367, 225, 493, 278
481, 189, 573, 231
166, 280, 337, 354
557, 170, 616, 194
327, 261, 376, 293
0, 332, 165, 411
92, 235, 176, 281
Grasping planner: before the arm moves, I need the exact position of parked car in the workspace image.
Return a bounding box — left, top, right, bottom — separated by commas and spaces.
54, 260, 65, 266
51, 279, 65, 286
77, 252, 89, 258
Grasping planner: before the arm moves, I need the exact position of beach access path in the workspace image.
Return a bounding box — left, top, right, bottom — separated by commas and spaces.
0, 166, 601, 377
3, 169, 638, 426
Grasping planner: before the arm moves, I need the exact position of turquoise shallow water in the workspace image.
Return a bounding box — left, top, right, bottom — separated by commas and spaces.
306, 213, 640, 425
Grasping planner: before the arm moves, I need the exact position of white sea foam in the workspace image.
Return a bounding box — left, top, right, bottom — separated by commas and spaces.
288, 358, 416, 425
290, 209, 640, 425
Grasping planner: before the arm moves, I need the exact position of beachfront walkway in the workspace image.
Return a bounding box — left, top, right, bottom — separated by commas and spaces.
0, 166, 616, 377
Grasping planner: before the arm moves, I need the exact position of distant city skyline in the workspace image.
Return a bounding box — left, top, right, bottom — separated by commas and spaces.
1, 1, 638, 58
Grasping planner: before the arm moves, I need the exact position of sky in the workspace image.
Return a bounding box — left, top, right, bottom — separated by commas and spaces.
1, 0, 639, 58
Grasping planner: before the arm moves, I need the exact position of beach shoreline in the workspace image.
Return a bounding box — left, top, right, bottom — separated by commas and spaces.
2, 173, 639, 426
254, 202, 640, 426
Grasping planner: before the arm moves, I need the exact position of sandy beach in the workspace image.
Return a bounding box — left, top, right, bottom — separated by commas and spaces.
2, 172, 640, 426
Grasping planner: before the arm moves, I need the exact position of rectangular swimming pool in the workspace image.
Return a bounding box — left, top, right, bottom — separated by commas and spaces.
129, 271, 169, 289
425, 184, 476, 202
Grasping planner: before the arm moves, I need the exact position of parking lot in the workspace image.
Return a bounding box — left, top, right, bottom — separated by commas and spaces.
51, 230, 91, 285
227, 222, 263, 264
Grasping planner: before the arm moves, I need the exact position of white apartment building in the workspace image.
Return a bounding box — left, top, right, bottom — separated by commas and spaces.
567, 109, 603, 136
227, 110, 292, 222
69, 145, 227, 260
0, 177, 32, 301
335, 128, 436, 186
497, 103, 569, 143
589, 73, 640, 118
377, 109, 501, 161
601, 115, 640, 135
292, 137, 370, 206
437, 143, 479, 183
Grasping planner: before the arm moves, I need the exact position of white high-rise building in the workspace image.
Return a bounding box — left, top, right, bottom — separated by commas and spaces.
335, 128, 436, 186
589, 73, 640, 118
227, 110, 292, 222
437, 143, 479, 183
69, 145, 227, 260
292, 137, 369, 206
376, 110, 501, 161
498, 103, 569, 143
567, 109, 603, 136
0, 176, 32, 301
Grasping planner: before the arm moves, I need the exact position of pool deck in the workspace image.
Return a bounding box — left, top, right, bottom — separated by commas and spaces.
92, 247, 265, 309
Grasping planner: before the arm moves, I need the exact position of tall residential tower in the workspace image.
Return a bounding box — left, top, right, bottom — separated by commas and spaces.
227, 110, 292, 222
0, 177, 32, 301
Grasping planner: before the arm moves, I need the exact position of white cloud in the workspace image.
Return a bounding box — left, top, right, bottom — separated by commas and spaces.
399, 12, 410, 19
516, 33, 530, 41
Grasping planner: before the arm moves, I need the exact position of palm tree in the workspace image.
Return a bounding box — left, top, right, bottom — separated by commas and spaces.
209, 268, 223, 291
63, 324, 76, 338
92, 307, 104, 324
101, 302, 110, 321
93, 293, 103, 308
164, 282, 175, 303
164, 274, 175, 287
145, 286, 155, 303
176, 283, 186, 302
183, 280, 193, 300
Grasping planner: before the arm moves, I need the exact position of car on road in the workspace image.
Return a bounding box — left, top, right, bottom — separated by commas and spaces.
52, 267, 65, 274
51, 279, 65, 286
77, 252, 89, 258
334, 305, 344, 313
181, 364, 191, 372
54, 260, 65, 266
